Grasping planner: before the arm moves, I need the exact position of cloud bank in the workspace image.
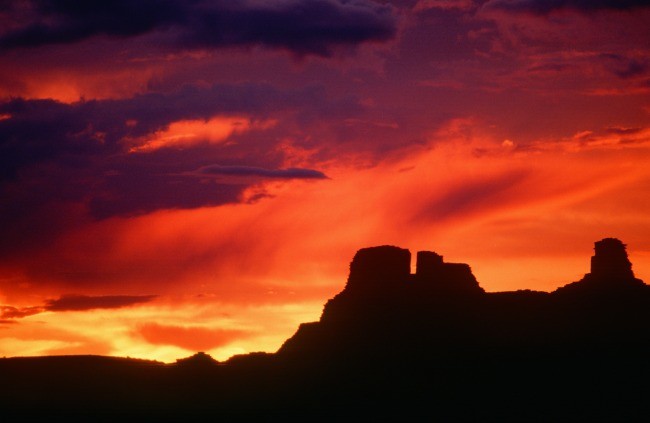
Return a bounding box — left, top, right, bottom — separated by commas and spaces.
0, 0, 397, 56
484, 0, 650, 14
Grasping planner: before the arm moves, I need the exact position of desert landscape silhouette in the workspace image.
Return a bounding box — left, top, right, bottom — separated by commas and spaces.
1, 2, 648, 421
2, 238, 650, 421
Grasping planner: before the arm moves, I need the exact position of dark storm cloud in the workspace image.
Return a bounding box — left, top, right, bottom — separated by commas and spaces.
179, 0, 397, 56
484, 0, 650, 14
196, 165, 328, 179
0, 0, 397, 56
0, 0, 186, 48
44, 294, 158, 311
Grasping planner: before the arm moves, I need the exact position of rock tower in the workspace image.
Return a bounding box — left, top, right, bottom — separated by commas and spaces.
589, 238, 634, 280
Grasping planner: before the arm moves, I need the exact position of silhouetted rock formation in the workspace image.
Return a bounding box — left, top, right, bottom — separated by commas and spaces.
591, 237, 634, 279
555, 237, 647, 296
314, 245, 484, 328
3, 238, 650, 421
277, 238, 650, 421
342, 245, 483, 296
413, 250, 483, 294
175, 351, 219, 367
344, 245, 411, 293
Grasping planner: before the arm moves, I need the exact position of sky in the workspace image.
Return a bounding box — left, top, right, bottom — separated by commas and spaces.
1, 0, 650, 362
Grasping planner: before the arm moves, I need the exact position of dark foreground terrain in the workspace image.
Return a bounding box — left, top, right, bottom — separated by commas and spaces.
2, 238, 650, 421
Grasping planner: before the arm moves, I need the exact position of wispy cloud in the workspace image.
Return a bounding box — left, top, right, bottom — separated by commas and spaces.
44, 294, 158, 312
195, 165, 328, 180
1, 294, 158, 322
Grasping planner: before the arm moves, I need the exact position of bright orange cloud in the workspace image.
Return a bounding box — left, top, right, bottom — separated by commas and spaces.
138, 323, 247, 351
128, 116, 276, 152
0, 299, 323, 362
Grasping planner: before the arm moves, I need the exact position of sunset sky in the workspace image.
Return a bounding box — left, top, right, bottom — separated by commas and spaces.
1, 0, 650, 362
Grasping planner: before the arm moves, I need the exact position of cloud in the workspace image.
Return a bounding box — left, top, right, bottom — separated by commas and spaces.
606, 127, 644, 135
414, 0, 476, 12
43, 294, 158, 311
484, 0, 650, 14
599, 54, 649, 79
0, 83, 354, 181
0, 83, 354, 254
0, 295, 155, 322
0, 83, 335, 178
0, 1, 185, 47
0, 306, 42, 319
138, 322, 248, 351
129, 117, 277, 153
0, 0, 397, 56
195, 165, 328, 180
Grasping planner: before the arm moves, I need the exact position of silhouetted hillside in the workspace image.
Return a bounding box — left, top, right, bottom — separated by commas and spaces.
2, 238, 650, 421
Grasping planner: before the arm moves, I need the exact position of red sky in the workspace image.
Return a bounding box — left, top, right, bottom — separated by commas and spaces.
1, 0, 649, 362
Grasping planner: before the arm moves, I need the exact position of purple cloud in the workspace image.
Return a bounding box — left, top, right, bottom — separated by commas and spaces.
0, 83, 355, 181
599, 54, 649, 79
195, 165, 328, 180
0, 82, 352, 243
484, 0, 650, 14
0, 0, 397, 56
44, 295, 158, 311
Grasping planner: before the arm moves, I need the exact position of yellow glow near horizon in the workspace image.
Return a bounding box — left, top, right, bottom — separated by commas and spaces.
0, 300, 323, 363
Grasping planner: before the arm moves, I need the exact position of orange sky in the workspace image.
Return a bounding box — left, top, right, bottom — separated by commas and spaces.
1, 0, 649, 362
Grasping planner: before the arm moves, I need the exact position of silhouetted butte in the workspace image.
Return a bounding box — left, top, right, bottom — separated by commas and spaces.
2, 238, 650, 421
